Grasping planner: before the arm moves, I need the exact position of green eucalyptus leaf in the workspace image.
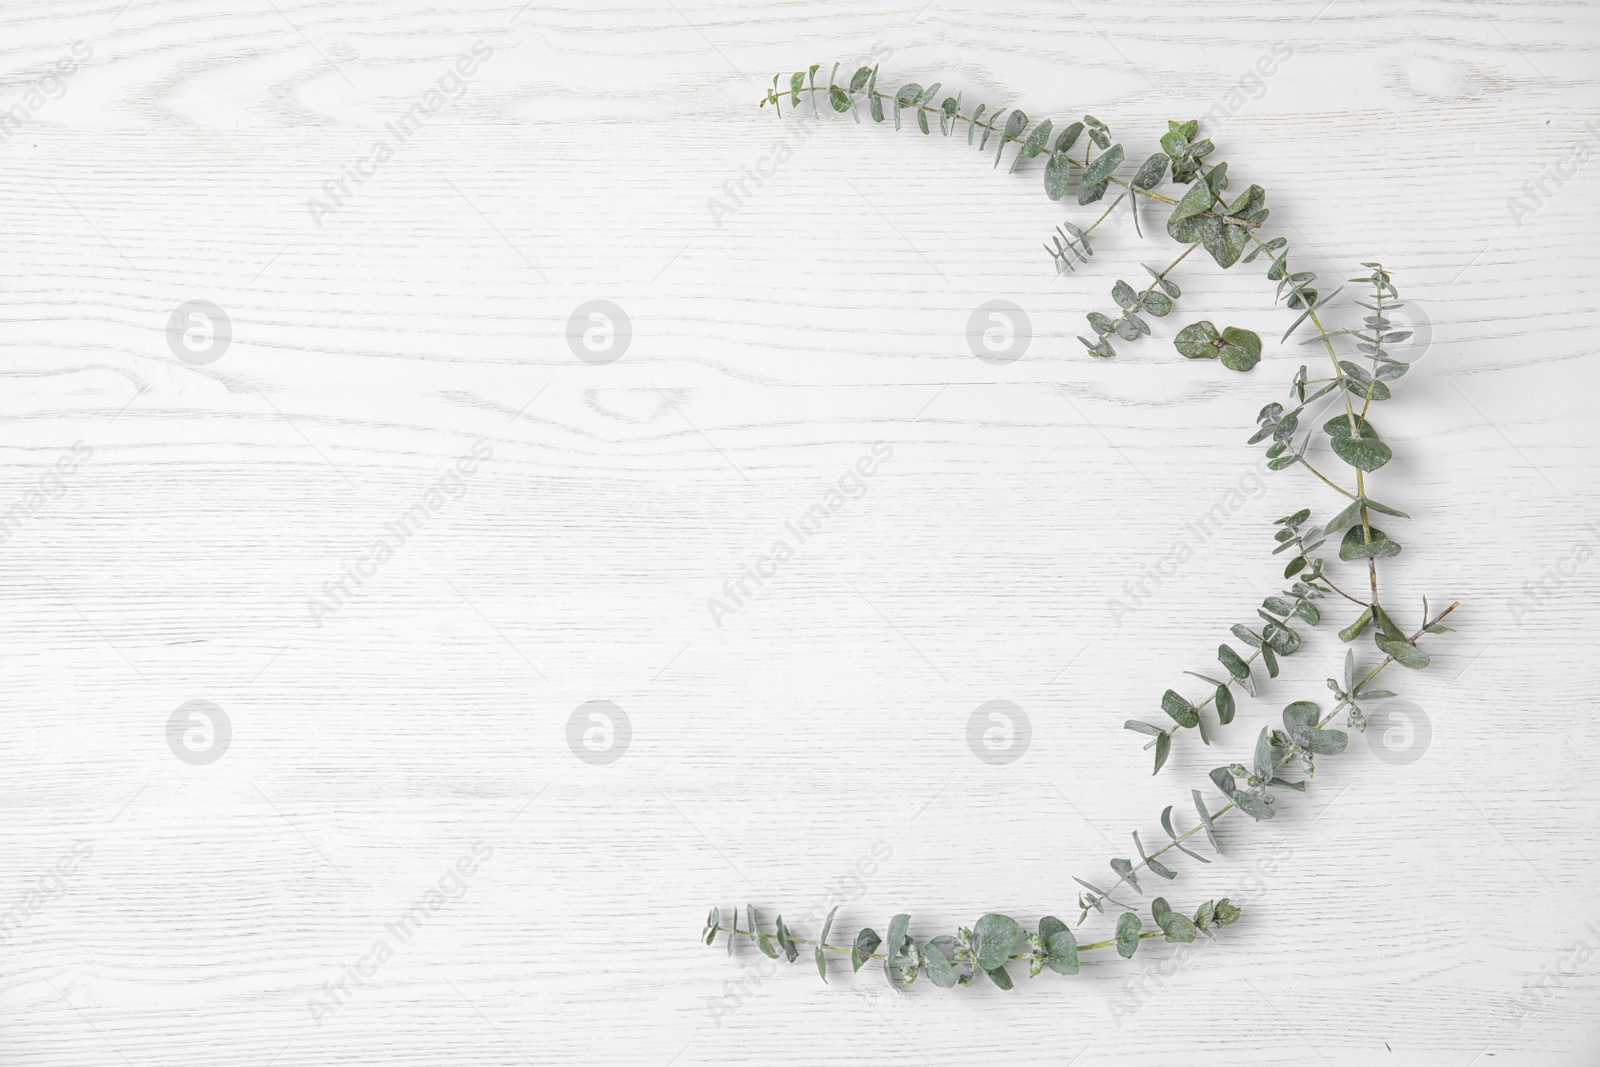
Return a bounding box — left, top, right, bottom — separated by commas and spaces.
1325, 497, 1365, 535
1263, 596, 1296, 618
774, 915, 798, 962
885, 913, 911, 985
1215, 683, 1236, 725
1046, 925, 1080, 974
852, 927, 881, 971
1161, 689, 1199, 728
1364, 497, 1410, 518
1192, 790, 1224, 853
1012, 118, 1053, 171
1332, 434, 1393, 472
1218, 644, 1251, 680
815, 905, 839, 981
923, 940, 957, 988
892, 83, 922, 130
1339, 606, 1374, 642
1219, 327, 1262, 371
1283, 700, 1348, 754
1262, 620, 1301, 656
1324, 414, 1392, 471
975, 913, 1019, 970
995, 109, 1029, 167
1132, 152, 1169, 190
1146, 855, 1177, 880
1168, 180, 1212, 229
1253, 725, 1277, 780
1233, 790, 1276, 820
1110, 857, 1141, 893
1078, 177, 1111, 205
1174, 320, 1220, 359
1377, 634, 1431, 669
1202, 216, 1251, 269
1153, 897, 1199, 942
1340, 524, 1401, 561
1115, 912, 1143, 958
1082, 143, 1124, 185
1044, 150, 1074, 201
1160, 805, 1181, 841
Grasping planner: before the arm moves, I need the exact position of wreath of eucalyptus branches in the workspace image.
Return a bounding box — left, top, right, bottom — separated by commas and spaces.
701, 64, 1460, 992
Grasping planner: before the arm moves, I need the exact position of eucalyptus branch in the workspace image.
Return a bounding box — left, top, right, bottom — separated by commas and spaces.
1114, 601, 1458, 890
706, 605, 1459, 990
763, 68, 1259, 226
728, 65, 1465, 990
1126, 513, 1330, 773
703, 898, 1238, 991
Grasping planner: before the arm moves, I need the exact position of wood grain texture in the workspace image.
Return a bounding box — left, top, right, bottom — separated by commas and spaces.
1, 1, 1598, 1064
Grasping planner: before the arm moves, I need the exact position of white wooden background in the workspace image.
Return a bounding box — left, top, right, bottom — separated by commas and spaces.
2, 1, 1597, 1064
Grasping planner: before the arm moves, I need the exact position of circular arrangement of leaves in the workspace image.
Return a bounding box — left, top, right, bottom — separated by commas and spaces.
701, 64, 1459, 992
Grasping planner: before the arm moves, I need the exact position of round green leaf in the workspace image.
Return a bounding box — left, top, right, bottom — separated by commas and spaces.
1115, 912, 1142, 958
1175, 320, 1222, 359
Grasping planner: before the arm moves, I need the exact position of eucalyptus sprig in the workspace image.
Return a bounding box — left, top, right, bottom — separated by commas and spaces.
724, 66, 1463, 989
1125, 515, 1329, 773
704, 895, 1242, 989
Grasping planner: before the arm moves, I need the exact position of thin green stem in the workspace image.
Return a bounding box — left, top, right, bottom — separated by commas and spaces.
1081, 191, 1128, 238
1297, 456, 1357, 499
1312, 572, 1367, 606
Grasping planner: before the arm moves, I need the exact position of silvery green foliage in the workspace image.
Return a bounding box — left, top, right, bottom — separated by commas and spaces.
726, 67, 1462, 988
702, 899, 1241, 988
